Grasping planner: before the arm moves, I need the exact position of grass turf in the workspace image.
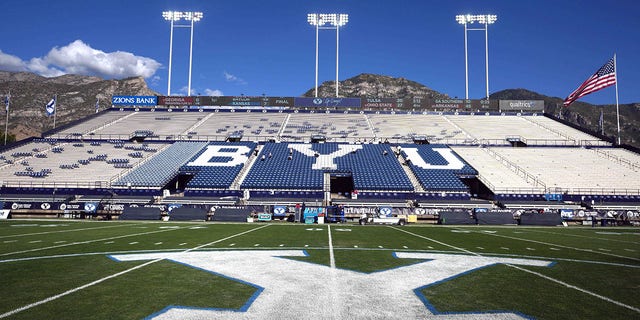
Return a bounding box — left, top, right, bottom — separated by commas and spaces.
0, 220, 638, 319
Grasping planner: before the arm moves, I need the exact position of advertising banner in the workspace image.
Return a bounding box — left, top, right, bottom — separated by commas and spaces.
295, 97, 361, 108
158, 96, 196, 106
499, 100, 545, 111
273, 206, 287, 217
112, 96, 157, 106
560, 209, 574, 219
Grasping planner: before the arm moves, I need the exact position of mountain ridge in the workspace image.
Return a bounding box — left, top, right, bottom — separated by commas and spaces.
303, 73, 449, 99
0, 71, 158, 141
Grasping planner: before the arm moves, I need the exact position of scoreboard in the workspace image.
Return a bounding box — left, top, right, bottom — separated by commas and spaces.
159, 96, 294, 108
141, 95, 538, 112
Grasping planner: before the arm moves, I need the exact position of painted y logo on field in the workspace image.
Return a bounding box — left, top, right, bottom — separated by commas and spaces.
109, 251, 553, 319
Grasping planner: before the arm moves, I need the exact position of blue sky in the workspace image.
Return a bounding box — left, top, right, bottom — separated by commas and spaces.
1, 0, 639, 104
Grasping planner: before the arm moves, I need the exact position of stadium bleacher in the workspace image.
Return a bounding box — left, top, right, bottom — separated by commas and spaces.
1, 107, 639, 223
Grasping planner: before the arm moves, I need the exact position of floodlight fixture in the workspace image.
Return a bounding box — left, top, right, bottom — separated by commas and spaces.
333, 14, 349, 27
162, 11, 204, 96
455, 14, 497, 100
307, 13, 349, 97
184, 11, 203, 22
477, 14, 497, 24
163, 11, 183, 21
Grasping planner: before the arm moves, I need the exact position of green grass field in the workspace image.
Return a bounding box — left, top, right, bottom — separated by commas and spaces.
0, 220, 638, 319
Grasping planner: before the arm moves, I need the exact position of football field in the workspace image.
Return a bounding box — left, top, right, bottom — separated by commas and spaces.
0, 220, 638, 319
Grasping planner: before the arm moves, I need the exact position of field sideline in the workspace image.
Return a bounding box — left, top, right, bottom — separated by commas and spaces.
0, 220, 638, 319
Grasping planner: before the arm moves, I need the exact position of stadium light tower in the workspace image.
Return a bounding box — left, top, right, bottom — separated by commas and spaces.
456, 14, 497, 100
162, 11, 203, 96
307, 13, 349, 97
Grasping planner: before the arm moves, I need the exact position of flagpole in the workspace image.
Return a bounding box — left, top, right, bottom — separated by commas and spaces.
4, 90, 9, 146
614, 54, 621, 145
53, 94, 57, 129
600, 108, 604, 136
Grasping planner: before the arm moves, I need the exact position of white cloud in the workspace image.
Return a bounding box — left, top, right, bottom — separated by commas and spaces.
204, 88, 224, 96
177, 86, 198, 96
150, 75, 161, 86
0, 50, 27, 72
27, 57, 64, 77
224, 71, 247, 85
0, 40, 161, 79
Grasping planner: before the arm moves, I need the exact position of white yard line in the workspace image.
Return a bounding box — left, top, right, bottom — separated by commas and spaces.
0, 259, 159, 319
392, 226, 640, 315
472, 229, 640, 262
390, 226, 477, 255
328, 225, 335, 269
3, 245, 639, 269
0, 224, 272, 319
0, 227, 185, 257
526, 229, 640, 244
327, 225, 339, 317
507, 263, 640, 314
0, 223, 141, 239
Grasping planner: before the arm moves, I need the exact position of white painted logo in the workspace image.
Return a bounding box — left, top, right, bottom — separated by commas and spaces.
379, 207, 393, 217
110, 251, 552, 319
403, 148, 465, 170
84, 203, 97, 213
187, 145, 251, 167
289, 144, 362, 170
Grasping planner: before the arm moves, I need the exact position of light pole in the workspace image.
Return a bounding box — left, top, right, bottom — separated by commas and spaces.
162, 11, 203, 96
307, 13, 349, 97
334, 14, 349, 97
456, 14, 497, 100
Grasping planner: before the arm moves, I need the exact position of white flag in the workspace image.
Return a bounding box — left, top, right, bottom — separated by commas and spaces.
45, 96, 56, 116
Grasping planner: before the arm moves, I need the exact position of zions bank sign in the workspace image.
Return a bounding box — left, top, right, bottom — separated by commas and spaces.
111, 95, 158, 106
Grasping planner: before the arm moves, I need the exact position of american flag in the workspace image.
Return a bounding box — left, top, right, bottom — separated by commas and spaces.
563, 57, 616, 107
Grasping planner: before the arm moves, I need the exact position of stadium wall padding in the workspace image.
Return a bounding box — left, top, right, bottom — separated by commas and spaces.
169, 207, 207, 221
439, 211, 476, 225
119, 207, 161, 220
476, 212, 516, 225
519, 212, 562, 226
211, 208, 251, 222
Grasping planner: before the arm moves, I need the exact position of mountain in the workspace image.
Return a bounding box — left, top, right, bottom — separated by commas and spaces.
303, 73, 449, 99
0, 71, 158, 141
490, 89, 640, 147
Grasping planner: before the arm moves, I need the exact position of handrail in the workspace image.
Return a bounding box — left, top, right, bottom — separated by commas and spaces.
591, 148, 640, 172
482, 147, 546, 189
521, 116, 576, 144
